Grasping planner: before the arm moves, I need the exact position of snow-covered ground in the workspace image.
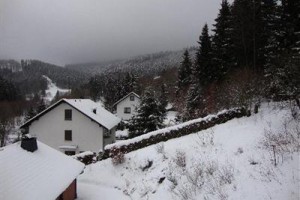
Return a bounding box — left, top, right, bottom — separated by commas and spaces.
43, 75, 71, 102
78, 103, 299, 200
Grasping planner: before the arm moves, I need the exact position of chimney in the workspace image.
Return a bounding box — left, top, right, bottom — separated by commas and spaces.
93, 108, 97, 114
21, 137, 38, 152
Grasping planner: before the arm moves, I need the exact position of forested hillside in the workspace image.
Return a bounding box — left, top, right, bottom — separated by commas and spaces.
0, 59, 89, 96
66, 48, 196, 76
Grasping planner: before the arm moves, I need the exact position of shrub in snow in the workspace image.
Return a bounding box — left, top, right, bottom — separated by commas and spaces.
218, 165, 235, 185
205, 161, 218, 176
110, 147, 125, 165
261, 118, 299, 165
72, 151, 95, 165
167, 171, 178, 189
155, 142, 165, 154
155, 142, 167, 159
186, 164, 205, 188
235, 147, 244, 155
174, 150, 186, 168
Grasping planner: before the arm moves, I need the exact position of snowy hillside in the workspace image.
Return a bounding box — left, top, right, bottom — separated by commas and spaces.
43, 75, 71, 102
77, 103, 299, 200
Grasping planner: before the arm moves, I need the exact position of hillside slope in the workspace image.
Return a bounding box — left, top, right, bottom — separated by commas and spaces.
77, 103, 299, 200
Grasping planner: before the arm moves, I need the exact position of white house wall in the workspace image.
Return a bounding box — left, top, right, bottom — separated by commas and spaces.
116, 96, 140, 120
29, 102, 104, 153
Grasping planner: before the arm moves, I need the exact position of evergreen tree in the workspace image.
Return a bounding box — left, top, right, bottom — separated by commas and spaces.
0, 76, 20, 101
231, 0, 255, 69
267, 0, 300, 100
259, 0, 280, 72
158, 84, 168, 119
178, 50, 192, 90
25, 107, 36, 121
36, 99, 47, 113
279, 0, 300, 55
124, 72, 140, 94
128, 89, 165, 138
194, 24, 214, 86
183, 83, 202, 121
212, 0, 235, 80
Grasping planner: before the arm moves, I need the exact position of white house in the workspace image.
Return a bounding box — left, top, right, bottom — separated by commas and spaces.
0, 138, 84, 200
113, 92, 141, 120
20, 98, 121, 155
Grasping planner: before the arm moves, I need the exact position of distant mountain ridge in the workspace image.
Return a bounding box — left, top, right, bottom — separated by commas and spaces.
66, 47, 197, 76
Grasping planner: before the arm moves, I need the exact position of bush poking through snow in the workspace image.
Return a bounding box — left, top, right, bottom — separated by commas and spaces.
110, 147, 125, 165
167, 171, 178, 189
72, 151, 96, 165
235, 147, 244, 155
218, 165, 235, 185
261, 119, 300, 165
155, 142, 165, 154
155, 142, 167, 159
205, 161, 218, 176
186, 164, 205, 188
174, 150, 186, 168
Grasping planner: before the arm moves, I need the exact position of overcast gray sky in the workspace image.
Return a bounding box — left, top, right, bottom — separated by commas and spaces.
0, 0, 224, 66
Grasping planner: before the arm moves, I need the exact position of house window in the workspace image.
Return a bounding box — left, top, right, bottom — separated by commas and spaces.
124, 107, 131, 114
65, 151, 75, 156
130, 95, 135, 101
65, 109, 72, 120
65, 130, 72, 141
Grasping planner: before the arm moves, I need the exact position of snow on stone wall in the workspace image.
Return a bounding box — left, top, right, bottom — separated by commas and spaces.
104, 107, 248, 158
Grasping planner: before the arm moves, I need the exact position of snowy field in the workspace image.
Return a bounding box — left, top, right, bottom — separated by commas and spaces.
78, 103, 299, 200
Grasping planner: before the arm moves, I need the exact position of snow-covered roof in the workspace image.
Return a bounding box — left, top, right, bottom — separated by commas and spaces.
113, 92, 140, 107
21, 98, 121, 130
0, 141, 84, 200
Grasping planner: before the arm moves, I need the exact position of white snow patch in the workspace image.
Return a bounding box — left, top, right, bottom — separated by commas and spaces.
43, 75, 71, 102
78, 103, 300, 200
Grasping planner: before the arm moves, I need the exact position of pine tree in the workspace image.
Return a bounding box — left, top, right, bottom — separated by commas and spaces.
158, 84, 168, 119
36, 99, 47, 113
212, 0, 235, 80
178, 50, 192, 90
279, 0, 300, 55
195, 24, 214, 86
259, 0, 280, 72
123, 72, 140, 96
231, 0, 255, 69
267, 0, 300, 100
25, 107, 36, 121
183, 83, 202, 121
128, 90, 165, 138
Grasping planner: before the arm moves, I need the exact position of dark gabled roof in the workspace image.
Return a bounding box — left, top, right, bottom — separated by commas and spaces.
112, 92, 140, 107
20, 99, 120, 130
